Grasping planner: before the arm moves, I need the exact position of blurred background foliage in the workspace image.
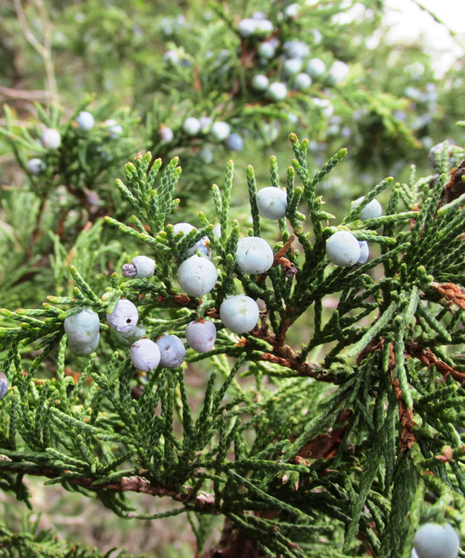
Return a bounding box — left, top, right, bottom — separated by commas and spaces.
0, 0, 464, 556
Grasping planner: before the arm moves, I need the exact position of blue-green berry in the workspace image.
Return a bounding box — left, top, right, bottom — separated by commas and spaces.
294, 73, 312, 90
252, 74, 269, 91
266, 82, 288, 101
258, 42, 275, 59
283, 58, 302, 77
64, 309, 100, 356
156, 334, 186, 368
159, 126, 174, 143
75, 111, 94, 131
236, 236, 274, 274
41, 128, 61, 149
199, 147, 213, 164
210, 121, 231, 142
130, 338, 160, 371
27, 158, 46, 175
326, 231, 361, 267
122, 256, 155, 278
328, 60, 349, 84
225, 133, 243, 151
428, 141, 453, 169
220, 295, 260, 334
106, 299, 139, 333
164, 50, 179, 65
64, 309, 100, 344
256, 187, 287, 220
104, 119, 123, 138
283, 40, 309, 59
114, 324, 146, 347
283, 3, 299, 19
0, 372, 8, 400
177, 255, 218, 297
254, 19, 273, 36
173, 222, 211, 258
413, 523, 460, 558
185, 319, 216, 353
238, 18, 257, 38
183, 117, 201, 136
199, 116, 213, 133
306, 58, 326, 78
357, 241, 369, 265
351, 197, 383, 220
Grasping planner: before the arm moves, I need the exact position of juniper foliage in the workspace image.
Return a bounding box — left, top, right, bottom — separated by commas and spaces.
0, 132, 465, 556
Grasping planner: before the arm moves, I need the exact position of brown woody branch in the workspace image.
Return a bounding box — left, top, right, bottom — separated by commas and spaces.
0, 462, 217, 512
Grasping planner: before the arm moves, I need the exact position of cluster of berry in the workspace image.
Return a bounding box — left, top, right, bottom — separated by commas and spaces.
239, 10, 349, 104
61, 185, 288, 374
159, 116, 244, 160
26, 112, 123, 176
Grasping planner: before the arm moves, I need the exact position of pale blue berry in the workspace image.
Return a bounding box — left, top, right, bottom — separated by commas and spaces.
185, 320, 216, 353
263, 121, 280, 141
225, 133, 243, 151
311, 28, 322, 44
258, 41, 276, 59
106, 299, 139, 333
287, 112, 299, 124
283, 3, 299, 18
428, 141, 453, 169
114, 324, 146, 347
177, 255, 217, 297
252, 11, 266, 20
266, 82, 288, 101
0, 372, 8, 400
156, 334, 186, 368
236, 236, 274, 274
104, 120, 123, 138
27, 158, 46, 175
283, 40, 309, 59
351, 197, 382, 220
216, 50, 230, 64
41, 128, 61, 149
220, 295, 260, 334
173, 223, 211, 259
256, 187, 287, 220
159, 126, 174, 143
130, 338, 160, 371
252, 74, 269, 91
64, 309, 100, 344
413, 523, 460, 558
328, 60, 349, 84
164, 50, 179, 65
210, 121, 231, 142
199, 116, 213, 133
183, 117, 201, 136
254, 19, 273, 36
75, 111, 94, 131
64, 308, 100, 356
306, 58, 326, 78
326, 231, 361, 267
313, 98, 334, 117
199, 147, 213, 164
122, 256, 155, 278
294, 73, 312, 90
283, 58, 302, 77
357, 241, 369, 265
238, 18, 257, 38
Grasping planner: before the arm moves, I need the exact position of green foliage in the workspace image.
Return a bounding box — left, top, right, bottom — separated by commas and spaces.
1, 132, 465, 556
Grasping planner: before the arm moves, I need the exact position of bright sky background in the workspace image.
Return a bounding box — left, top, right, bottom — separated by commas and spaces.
384, 0, 465, 75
